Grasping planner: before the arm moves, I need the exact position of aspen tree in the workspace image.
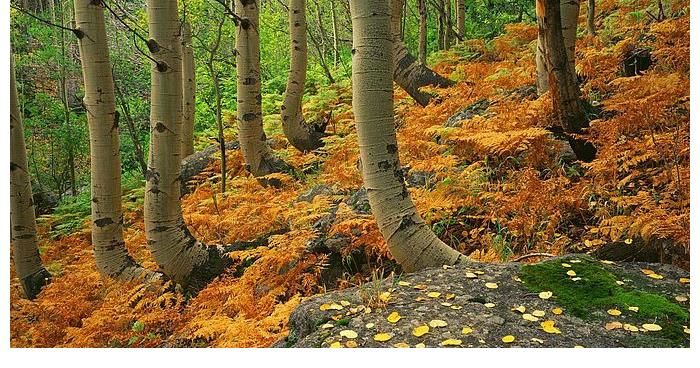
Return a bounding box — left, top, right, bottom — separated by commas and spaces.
536, 0, 579, 94
281, 0, 326, 152
391, 0, 452, 107
144, 0, 227, 288
538, 0, 596, 162
181, 21, 196, 158
235, 0, 288, 176
418, 0, 428, 64
587, 0, 596, 36
350, 0, 468, 271
11, 55, 51, 300
456, 0, 465, 38
74, 0, 156, 281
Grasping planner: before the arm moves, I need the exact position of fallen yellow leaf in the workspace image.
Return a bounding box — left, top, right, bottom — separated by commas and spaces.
329, 341, 342, 348
340, 300, 351, 306
321, 323, 334, 329
532, 310, 545, 317
398, 281, 411, 286
675, 295, 688, 302
552, 307, 563, 315
541, 320, 561, 334
415, 343, 426, 348
429, 319, 448, 328
345, 340, 358, 348
607, 309, 622, 316
561, 263, 571, 268
624, 238, 633, 244
512, 305, 526, 313
462, 327, 473, 334
440, 338, 462, 346
441, 302, 452, 307
502, 335, 515, 343
373, 333, 392, 342
605, 321, 623, 330
484, 303, 496, 308
465, 272, 478, 279
339, 330, 358, 339
566, 270, 577, 277
522, 313, 539, 322
485, 282, 498, 289
628, 306, 639, 312
648, 273, 664, 280
679, 277, 690, 284
450, 305, 463, 310
445, 293, 456, 300
427, 291, 441, 298
365, 323, 375, 328
379, 292, 391, 302
539, 291, 553, 300
623, 324, 639, 332
413, 325, 430, 337
642, 323, 662, 332
387, 311, 402, 323
393, 342, 410, 348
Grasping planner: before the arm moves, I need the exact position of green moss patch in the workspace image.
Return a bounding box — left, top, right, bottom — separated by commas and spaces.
519, 255, 689, 346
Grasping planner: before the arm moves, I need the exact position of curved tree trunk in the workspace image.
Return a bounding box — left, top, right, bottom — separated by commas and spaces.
74, 0, 156, 282
236, 0, 288, 176
281, 0, 326, 153
391, 0, 453, 107
539, 0, 596, 162
350, 0, 468, 272
145, 0, 227, 289
536, 0, 579, 95
11, 54, 51, 300
181, 21, 196, 158
587, 0, 596, 36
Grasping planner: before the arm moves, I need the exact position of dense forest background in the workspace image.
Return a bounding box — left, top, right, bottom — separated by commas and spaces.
10, 0, 689, 348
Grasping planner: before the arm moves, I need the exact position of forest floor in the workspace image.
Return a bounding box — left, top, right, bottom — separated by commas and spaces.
10, 0, 689, 348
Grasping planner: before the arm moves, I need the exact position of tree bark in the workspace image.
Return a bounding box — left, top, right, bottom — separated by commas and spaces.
330, 1, 340, 68
181, 22, 196, 158
281, 0, 326, 153
437, 0, 446, 50
536, 0, 579, 95
418, 0, 428, 64
11, 54, 51, 300
145, 0, 227, 289
444, 0, 453, 49
74, 0, 157, 282
587, 0, 596, 36
350, 0, 468, 272
456, 0, 465, 38
539, 0, 595, 162
391, 0, 453, 107
235, 0, 289, 177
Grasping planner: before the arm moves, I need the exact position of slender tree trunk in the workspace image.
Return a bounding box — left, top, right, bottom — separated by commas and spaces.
74, 0, 156, 281
236, 0, 288, 177
587, 0, 595, 35
392, 0, 453, 107
536, 0, 579, 95
350, 0, 468, 272
145, 0, 227, 288
444, 0, 453, 49
456, 0, 465, 38
539, 0, 595, 162
181, 22, 196, 158
330, 0, 340, 68
418, 0, 428, 64
437, 0, 446, 50
282, 0, 326, 152
307, 25, 336, 84
313, 1, 327, 56
113, 78, 148, 177
11, 54, 51, 300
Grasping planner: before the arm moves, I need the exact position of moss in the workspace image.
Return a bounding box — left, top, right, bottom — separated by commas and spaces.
519, 255, 689, 346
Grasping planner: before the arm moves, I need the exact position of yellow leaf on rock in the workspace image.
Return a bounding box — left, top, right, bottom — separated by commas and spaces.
440, 339, 462, 346
450, 305, 463, 310
340, 300, 351, 306
512, 305, 526, 313
465, 272, 478, 279
484, 303, 496, 308
414, 284, 428, 290
485, 282, 498, 289
541, 320, 561, 334
373, 333, 392, 342
675, 295, 688, 302
329, 341, 342, 348
415, 343, 426, 348
523, 314, 539, 322
607, 309, 622, 316
532, 310, 545, 317
379, 292, 391, 302
441, 302, 452, 307
605, 321, 623, 330
345, 340, 358, 348
624, 238, 633, 245
561, 263, 571, 268
340, 330, 358, 339
398, 281, 411, 286
539, 291, 553, 300
429, 319, 448, 328
552, 307, 563, 315
427, 292, 441, 298
566, 270, 577, 277
445, 293, 456, 300
387, 311, 402, 323
502, 335, 515, 343
365, 323, 375, 328
648, 273, 664, 280
642, 323, 662, 332
321, 323, 334, 329
623, 324, 639, 332
393, 342, 410, 348
679, 277, 690, 284
413, 325, 430, 337
462, 327, 473, 335
641, 269, 655, 275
